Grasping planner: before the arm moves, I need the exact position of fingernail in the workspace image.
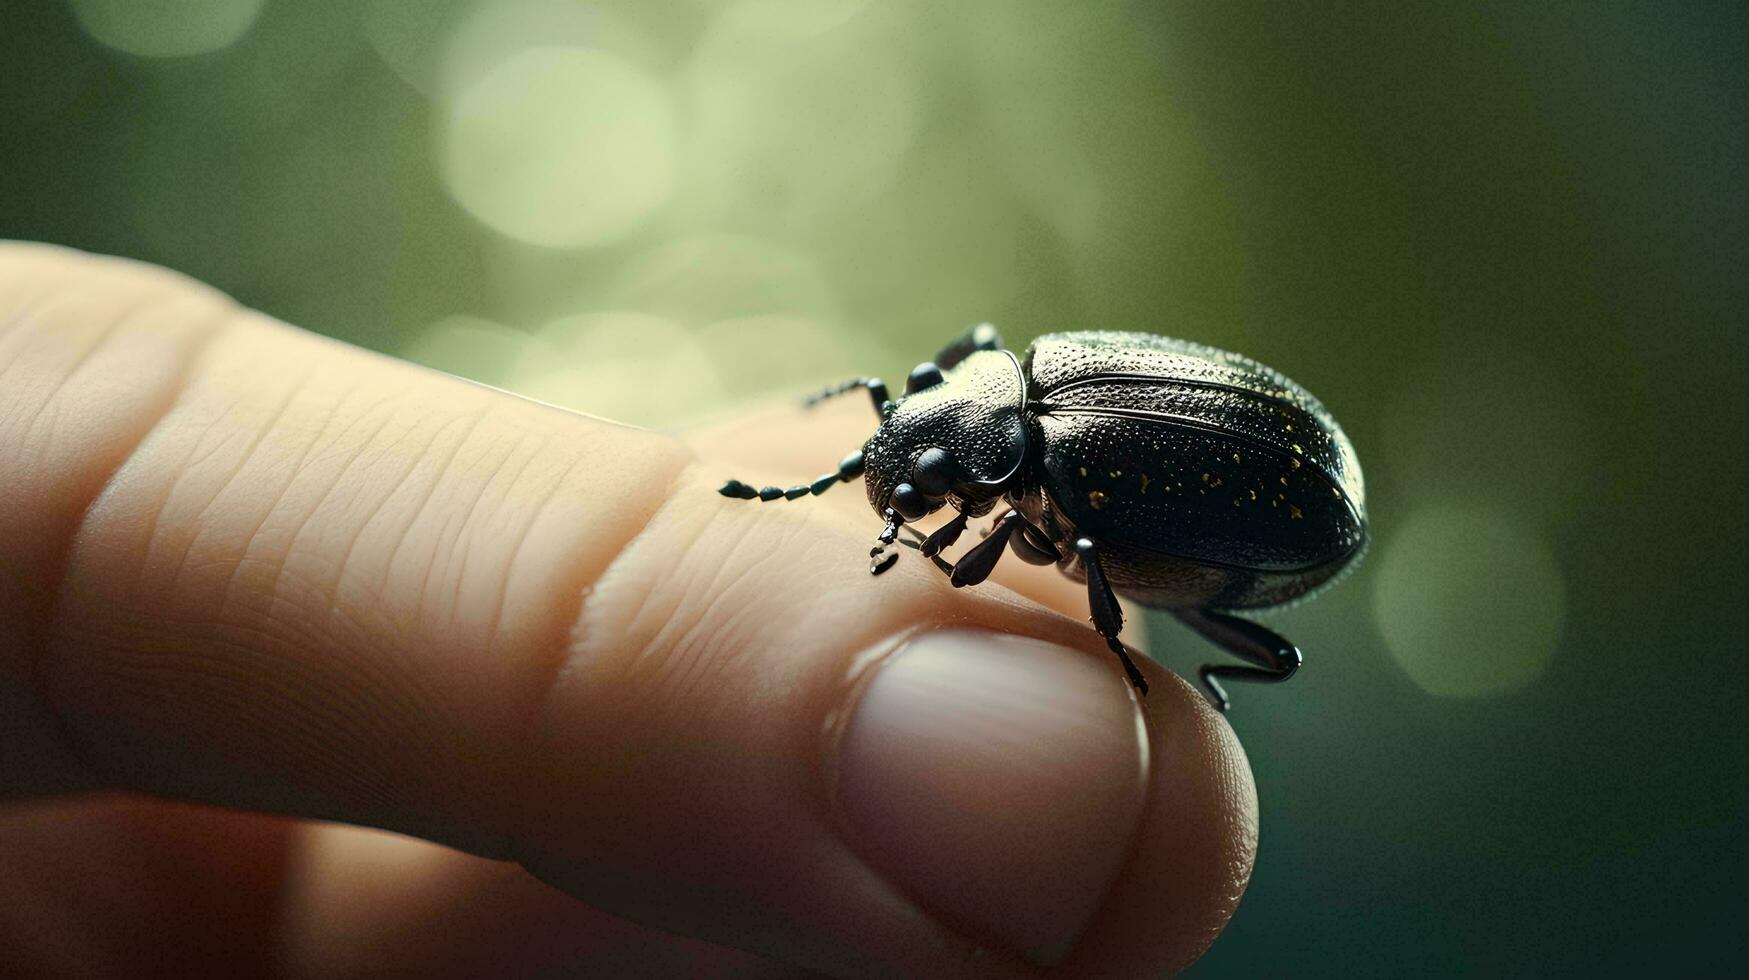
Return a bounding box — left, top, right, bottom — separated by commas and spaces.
829, 629, 1149, 965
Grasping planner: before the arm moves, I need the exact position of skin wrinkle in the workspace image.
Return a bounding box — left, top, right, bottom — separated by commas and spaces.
103, 529, 416, 772
135, 423, 244, 583
2, 259, 660, 856
128, 374, 261, 603
414, 427, 550, 810
0, 287, 107, 407
297, 382, 421, 473
495, 449, 694, 800
94, 642, 393, 809
434, 423, 538, 639
21, 301, 235, 790
682, 518, 895, 707
675, 572, 777, 703
592, 471, 719, 687
213, 370, 357, 627
370, 409, 490, 641
257, 392, 424, 651
95, 618, 399, 783
148, 372, 457, 774
254, 559, 394, 680
465, 437, 544, 598
484, 451, 584, 654
627, 497, 839, 717
318, 525, 472, 822
648, 513, 768, 707
524, 456, 693, 756
167, 626, 437, 826
164, 361, 322, 604
12, 297, 136, 447
394, 413, 512, 753
316, 407, 489, 753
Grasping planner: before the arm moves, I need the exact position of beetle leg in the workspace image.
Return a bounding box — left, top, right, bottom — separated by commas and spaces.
947, 511, 1021, 587
932, 323, 1003, 370
801, 377, 893, 419
919, 510, 970, 558
1174, 607, 1302, 712
896, 526, 956, 574
1075, 538, 1150, 696
906, 509, 1040, 582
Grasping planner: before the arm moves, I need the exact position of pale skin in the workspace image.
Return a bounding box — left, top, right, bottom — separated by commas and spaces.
0, 243, 1257, 978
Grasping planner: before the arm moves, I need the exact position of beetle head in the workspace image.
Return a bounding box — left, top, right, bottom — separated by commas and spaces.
860, 349, 1029, 525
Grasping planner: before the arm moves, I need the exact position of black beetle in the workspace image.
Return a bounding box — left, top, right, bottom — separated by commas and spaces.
718, 324, 1366, 709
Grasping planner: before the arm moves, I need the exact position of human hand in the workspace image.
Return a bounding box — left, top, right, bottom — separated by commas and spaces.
0, 243, 1256, 978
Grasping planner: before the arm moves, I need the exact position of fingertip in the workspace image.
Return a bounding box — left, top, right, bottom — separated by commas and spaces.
1058, 664, 1258, 977
536, 472, 1254, 974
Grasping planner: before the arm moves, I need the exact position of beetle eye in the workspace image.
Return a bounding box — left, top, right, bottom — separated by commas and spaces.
904, 361, 945, 395
889, 482, 930, 520
912, 447, 957, 497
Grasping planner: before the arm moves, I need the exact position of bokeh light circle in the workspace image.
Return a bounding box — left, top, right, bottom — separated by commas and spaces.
611, 234, 838, 325
1371, 506, 1566, 698
685, 0, 917, 227
69, 0, 266, 58
363, 0, 470, 95
506, 312, 722, 426
440, 46, 674, 248
1379, 352, 1593, 530
695, 313, 858, 400
438, 0, 660, 101
398, 315, 531, 386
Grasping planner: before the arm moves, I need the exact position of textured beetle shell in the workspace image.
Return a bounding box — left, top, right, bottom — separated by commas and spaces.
1016, 331, 1367, 609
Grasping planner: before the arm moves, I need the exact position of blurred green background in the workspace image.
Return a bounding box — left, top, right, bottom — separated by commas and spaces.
3, 1, 1744, 974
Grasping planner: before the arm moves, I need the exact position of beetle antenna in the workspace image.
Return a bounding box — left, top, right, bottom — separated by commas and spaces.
801, 377, 892, 420
718, 450, 866, 503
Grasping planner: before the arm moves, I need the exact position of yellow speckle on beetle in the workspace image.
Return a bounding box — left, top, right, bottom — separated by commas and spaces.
1088, 490, 1107, 510
1232, 453, 1242, 464
1249, 490, 1257, 500
1109, 469, 1122, 478
1289, 504, 1304, 520
1292, 443, 1304, 454
1079, 466, 1088, 477
1290, 458, 1302, 470
1139, 474, 1152, 493
1201, 472, 1210, 483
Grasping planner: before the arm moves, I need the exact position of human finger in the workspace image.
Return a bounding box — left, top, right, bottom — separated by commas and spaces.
0, 243, 1254, 977
0, 797, 801, 978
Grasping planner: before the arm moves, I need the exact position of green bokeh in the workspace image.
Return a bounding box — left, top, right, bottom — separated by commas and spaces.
3, 1, 1744, 974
